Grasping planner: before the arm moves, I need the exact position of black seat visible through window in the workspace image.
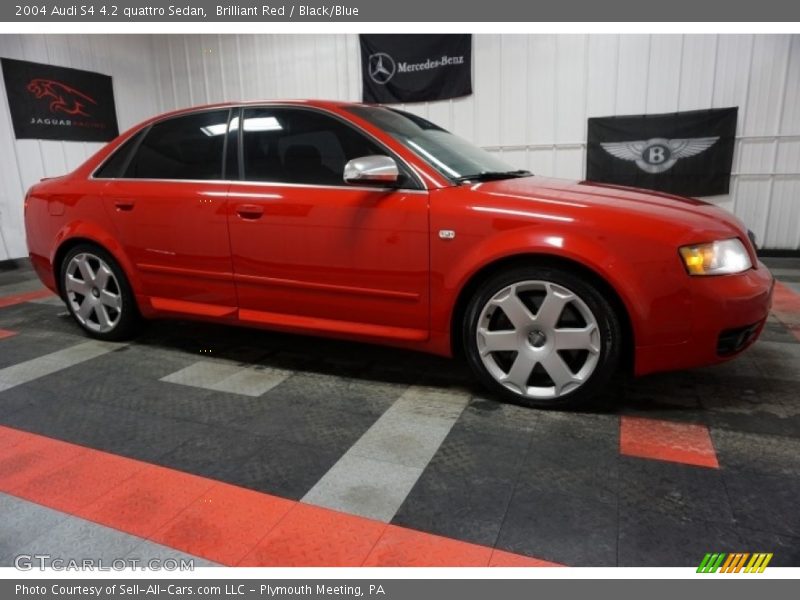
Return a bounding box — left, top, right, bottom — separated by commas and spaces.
283, 144, 338, 185
240, 107, 407, 186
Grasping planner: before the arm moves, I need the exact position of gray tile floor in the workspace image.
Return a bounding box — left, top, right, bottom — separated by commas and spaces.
0, 256, 799, 566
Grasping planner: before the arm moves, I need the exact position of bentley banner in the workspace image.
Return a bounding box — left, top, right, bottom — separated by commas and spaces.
586, 107, 738, 197
1, 57, 119, 142
360, 34, 472, 103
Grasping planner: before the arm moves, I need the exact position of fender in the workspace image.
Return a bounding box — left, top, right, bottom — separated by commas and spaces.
433, 225, 694, 351
51, 220, 143, 298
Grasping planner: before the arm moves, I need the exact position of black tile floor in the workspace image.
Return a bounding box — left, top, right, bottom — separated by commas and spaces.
0, 257, 799, 566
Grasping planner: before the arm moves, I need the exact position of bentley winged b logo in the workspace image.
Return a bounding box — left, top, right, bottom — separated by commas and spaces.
601, 137, 719, 174
368, 52, 396, 85
26, 78, 98, 118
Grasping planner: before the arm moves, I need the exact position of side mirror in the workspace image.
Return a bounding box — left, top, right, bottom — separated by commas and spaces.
343, 155, 399, 186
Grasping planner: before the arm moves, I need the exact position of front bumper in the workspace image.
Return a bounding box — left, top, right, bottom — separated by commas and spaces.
634, 261, 774, 376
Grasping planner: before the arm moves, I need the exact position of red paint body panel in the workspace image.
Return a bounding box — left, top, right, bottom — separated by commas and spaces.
101, 179, 238, 316
226, 182, 429, 336
23, 100, 774, 377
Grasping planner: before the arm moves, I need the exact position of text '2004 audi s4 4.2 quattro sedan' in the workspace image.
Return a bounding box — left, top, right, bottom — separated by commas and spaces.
24, 100, 774, 408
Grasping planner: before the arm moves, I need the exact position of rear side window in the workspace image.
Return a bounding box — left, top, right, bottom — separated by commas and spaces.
93, 130, 145, 179
124, 110, 230, 180
241, 107, 390, 186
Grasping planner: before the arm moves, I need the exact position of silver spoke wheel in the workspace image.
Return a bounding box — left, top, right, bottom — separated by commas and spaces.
64, 252, 123, 334
476, 280, 602, 400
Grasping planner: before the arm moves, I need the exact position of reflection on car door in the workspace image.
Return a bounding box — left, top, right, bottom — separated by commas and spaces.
226, 107, 430, 341
101, 109, 237, 317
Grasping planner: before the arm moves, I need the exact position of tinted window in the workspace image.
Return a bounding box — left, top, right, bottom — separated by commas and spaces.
94, 130, 145, 178
241, 108, 403, 186
347, 106, 515, 181
124, 110, 230, 180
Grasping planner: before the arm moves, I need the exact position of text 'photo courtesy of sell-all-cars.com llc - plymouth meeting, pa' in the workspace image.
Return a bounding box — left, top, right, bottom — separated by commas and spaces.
23, 100, 774, 409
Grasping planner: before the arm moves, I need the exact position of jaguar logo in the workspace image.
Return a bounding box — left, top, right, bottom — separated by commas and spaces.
368, 52, 396, 85
26, 79, 97, 118
601, 137, 719, 174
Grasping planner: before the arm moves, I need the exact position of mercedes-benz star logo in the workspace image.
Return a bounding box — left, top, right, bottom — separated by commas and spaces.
601, 137, 719, 174
368, 52, 396, 85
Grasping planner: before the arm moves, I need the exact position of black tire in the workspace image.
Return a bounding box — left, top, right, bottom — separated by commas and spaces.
462, 265, 622, 409
60, 243, 140, 341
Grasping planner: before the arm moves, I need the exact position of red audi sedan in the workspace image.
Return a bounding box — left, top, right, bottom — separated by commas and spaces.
24, 100, 774, 408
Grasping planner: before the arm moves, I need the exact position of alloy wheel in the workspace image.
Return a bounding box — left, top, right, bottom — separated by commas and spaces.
475, 280, 602, 400
64, 252, 123, 333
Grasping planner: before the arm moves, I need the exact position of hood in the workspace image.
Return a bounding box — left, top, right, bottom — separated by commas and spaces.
470, 176, 748, 237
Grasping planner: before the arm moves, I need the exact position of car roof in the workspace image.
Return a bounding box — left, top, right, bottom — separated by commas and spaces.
150, 99, 371, 122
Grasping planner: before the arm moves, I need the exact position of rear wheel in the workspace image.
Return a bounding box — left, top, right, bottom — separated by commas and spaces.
61, 244, 139, 341
463, 266, 622, 409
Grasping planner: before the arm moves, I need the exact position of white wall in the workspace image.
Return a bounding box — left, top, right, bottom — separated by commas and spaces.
151, 34, 800, 251
1, 34, 799, 260
0, 34, 160, 261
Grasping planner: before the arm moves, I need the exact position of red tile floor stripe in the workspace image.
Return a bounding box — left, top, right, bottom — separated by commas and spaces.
0, 288, 55, 309
619, 416, 719, 468
0, 425, 561, 567
773, 280, 800, 313
0, 432, 91, 492
489, 549, 564, 567
155, 484, 295, 566
362, 525, 493, 567
238, 502, 386, 567
76, 464, 218, 540
0, 329, 17, 339
772, 281, 800, 337
15, 448, 149, 514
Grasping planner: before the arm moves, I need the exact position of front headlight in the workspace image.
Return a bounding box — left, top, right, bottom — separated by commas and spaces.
679, 238, 752, 276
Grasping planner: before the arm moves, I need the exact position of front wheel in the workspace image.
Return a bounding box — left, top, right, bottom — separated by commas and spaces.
61, 244, 140, 341
463, 266, 622, 409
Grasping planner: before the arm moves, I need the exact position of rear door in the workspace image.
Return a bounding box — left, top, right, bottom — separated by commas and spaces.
99, 109, 238, 317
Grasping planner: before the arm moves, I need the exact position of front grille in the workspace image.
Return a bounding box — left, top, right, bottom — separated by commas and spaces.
717, 321, 762, 356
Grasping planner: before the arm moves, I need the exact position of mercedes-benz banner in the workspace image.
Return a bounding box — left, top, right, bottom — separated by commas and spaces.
360, 34, 472, 103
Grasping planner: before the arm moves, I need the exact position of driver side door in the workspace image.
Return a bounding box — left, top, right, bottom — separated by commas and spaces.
226, 106, 430, 342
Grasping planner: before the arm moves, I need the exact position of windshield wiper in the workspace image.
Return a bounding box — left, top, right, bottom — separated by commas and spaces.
454, 170, 532, 183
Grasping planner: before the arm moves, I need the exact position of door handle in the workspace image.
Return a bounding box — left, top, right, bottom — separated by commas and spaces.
236, 204, 264, 220
113, 200, 135, 212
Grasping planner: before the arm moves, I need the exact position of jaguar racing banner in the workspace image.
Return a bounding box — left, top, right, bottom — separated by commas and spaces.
586, 107, 737, 197
1, 57, 119, 142
360, 34, 472, 103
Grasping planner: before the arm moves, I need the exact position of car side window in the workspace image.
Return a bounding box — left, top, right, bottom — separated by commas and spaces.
93, 130, 146, 179
123, 110, 230, 180
241, 107, 412, 187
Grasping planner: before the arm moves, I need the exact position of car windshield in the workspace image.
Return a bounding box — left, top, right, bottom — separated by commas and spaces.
347, 106, 530, 183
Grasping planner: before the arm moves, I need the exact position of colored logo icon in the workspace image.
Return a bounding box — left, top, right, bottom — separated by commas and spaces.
697, 552, 773, 573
